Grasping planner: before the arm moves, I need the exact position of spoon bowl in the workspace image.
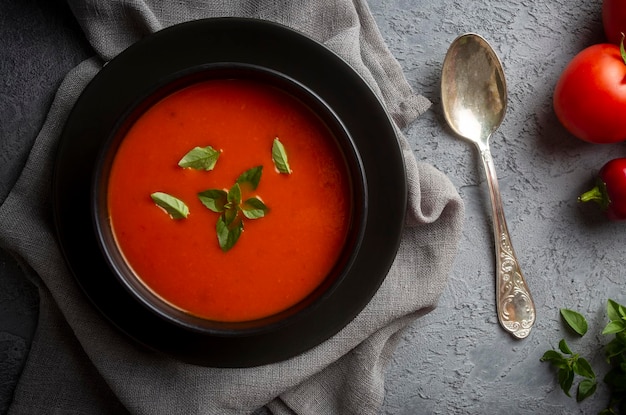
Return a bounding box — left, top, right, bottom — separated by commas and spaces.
441, 34, 507, 147
441, 33, 535, 339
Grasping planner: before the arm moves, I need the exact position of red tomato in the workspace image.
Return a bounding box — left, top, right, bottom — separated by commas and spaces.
553, 44, 626, 144
603, 0, 626, 45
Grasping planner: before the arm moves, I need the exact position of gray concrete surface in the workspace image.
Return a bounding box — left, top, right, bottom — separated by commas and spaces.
370, 1, 624, 414
1, 0, 625, 413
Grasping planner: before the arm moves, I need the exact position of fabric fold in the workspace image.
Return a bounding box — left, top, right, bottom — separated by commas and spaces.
1, 1, 464, 414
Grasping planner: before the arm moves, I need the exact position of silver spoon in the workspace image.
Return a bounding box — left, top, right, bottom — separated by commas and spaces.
440, 33, 535, 339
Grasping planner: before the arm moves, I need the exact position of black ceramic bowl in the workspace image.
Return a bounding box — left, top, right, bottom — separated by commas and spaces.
52, 18, 407, 367
91, 63, 368, 335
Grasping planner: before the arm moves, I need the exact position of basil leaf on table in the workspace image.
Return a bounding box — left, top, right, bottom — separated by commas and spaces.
576, 379, 597, 402
560, 308, 588, 336
607, 298, 626, 322
558, 338, 573, 354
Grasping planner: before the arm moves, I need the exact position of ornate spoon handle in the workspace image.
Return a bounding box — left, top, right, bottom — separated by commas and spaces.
478, 144, 536, 339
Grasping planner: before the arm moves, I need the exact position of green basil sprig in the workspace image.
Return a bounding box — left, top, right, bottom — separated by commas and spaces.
540, 335, 596, 402
541, 300, 626, 410
198, 167, 269, 252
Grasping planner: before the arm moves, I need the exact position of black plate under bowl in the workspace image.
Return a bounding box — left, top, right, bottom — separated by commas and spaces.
52, 17, 407, 367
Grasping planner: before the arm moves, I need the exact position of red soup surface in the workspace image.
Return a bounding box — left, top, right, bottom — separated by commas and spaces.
107, 78, 352, 322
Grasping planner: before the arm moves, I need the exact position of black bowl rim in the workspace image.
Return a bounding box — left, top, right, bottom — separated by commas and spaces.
91, 62, 369, 336
51, 17, 407, 367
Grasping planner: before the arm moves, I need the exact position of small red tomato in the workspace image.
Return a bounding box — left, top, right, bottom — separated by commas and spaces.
553, 43, 626, 143
603, 0, 626, 45
579, 158, 626, 220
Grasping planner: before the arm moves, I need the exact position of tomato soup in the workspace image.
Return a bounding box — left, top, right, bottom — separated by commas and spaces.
107, 78, 352, 322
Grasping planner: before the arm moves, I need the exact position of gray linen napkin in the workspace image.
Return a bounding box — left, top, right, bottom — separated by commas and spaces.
0, 1, 464, 414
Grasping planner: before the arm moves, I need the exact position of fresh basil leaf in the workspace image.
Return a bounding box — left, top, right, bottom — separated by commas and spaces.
178, 146, 220, 170
216, 214, 243, 252
558, 339, 573, 355
236, 166, 263, 190
576, 379, 597, 402
540, 350, 562, 361
540, 350, 568, 369
242, 197, 268, 219
272, 137, 291, 174
558, 367, 574, 397
198, 189, 228, 212
605, 337, 626, 359
603, 320, 626, 335
573, 357, 595, 379
227, 183, 242, 205
604, 366, 626, 392
223, 205, 238, 225
150, 192, 189, 219
607, 299, 626, 322
608, 299, 622, 322
561, 308, 588, 336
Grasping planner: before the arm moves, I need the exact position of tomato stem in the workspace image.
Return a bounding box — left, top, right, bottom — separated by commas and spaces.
578, 181, 610, 210
621, 33, 626, 65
